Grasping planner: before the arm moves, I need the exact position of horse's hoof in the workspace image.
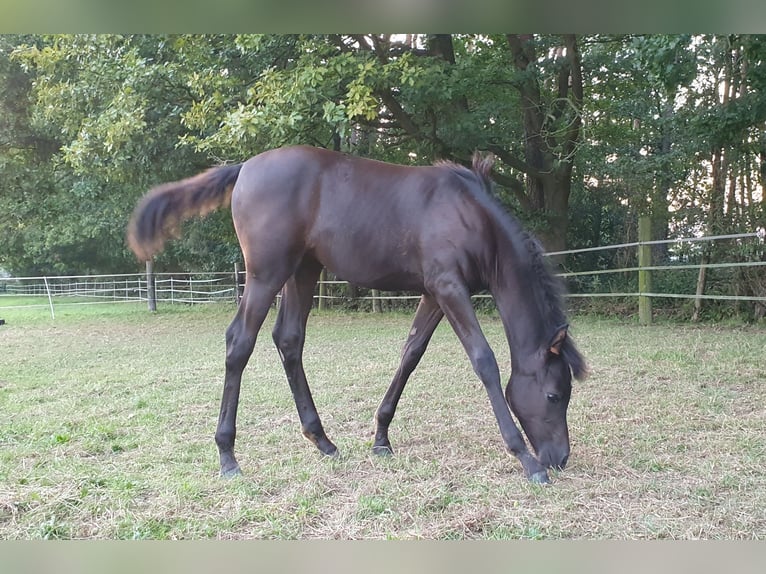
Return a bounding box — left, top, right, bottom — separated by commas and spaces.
529, 470, 550, 484
318, 441, 339, 458
306, 431, 338, 457
372, 444, 394, 456
220, 465, 242, 478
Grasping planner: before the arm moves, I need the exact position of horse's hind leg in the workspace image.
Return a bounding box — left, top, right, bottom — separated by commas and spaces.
373, 294, 443, 455
272, 258, 338, 456
215, 276, 283, 477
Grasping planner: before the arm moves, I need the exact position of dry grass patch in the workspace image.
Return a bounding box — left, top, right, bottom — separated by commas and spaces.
1, 303, 764, 538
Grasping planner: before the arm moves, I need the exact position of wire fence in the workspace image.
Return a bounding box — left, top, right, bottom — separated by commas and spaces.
1, 231, 764, 320
558, 232, 766, 303
0, 273, 238, 319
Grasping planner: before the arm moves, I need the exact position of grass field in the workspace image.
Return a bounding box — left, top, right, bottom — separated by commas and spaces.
1, 300, 765, 539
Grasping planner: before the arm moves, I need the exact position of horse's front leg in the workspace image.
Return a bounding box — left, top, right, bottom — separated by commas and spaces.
431, 278, 550, 484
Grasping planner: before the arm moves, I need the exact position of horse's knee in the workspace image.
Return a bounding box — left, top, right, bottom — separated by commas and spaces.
225, 321, 255, 371
471, 348, 499, 382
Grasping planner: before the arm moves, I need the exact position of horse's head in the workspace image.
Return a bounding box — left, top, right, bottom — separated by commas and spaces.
505, 325, 587, 471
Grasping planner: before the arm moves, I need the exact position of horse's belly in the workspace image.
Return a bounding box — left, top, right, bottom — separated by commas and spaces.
327, 259, 424, 292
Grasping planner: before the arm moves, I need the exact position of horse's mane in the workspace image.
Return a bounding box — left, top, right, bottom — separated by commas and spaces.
435, 152, 587, 379
433, 152, 495, 194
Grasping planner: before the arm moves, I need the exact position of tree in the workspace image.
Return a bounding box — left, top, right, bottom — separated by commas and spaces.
500, 34, 583, 253
3, 35, 247, 273
180, 34, 586, 252
686, 35, 766, 319
0, 35, 66, 275
4, 32, 762, 306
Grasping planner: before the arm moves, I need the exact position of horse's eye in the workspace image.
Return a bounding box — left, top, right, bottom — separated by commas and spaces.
546, 393, 561, 404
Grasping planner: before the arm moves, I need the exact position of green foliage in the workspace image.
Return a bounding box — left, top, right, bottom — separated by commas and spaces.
1, 34, 576, 274
1, 33, 764, 299
2, 35, 232, 274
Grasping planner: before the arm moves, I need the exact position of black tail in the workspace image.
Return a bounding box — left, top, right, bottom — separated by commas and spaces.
127, 163, 243, 261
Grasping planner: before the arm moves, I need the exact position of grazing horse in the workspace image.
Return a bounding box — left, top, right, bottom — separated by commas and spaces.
128, 145, 587, 484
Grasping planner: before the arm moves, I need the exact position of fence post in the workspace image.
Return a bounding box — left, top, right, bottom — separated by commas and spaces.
318, 268, 327, 310
146, 260, 157, 312
234, 262, 243, 305
638, 215, 652, 325
691, 252, 708, 322
43, 276, 55, 320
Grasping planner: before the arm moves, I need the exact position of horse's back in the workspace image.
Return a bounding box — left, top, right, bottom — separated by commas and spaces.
232, 146, 494, 292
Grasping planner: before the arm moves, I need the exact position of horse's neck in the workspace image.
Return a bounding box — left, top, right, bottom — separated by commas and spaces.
489, 231, 546, 365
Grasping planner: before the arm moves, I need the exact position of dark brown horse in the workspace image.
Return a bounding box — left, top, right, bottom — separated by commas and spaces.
128, 145, 587, 484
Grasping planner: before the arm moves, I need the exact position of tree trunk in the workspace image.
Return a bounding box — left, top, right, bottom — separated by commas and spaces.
539, 173, 571, 255
506, 34, 583, 254
709, 148, 727, 237
651, 97, 675, 263
426, 34, 469, 159
709, 43, 732, 239
760, 146, 766, 221
727, 153, 739, 229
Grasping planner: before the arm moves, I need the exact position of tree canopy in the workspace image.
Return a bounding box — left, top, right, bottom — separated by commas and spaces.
1, 34, 764, 284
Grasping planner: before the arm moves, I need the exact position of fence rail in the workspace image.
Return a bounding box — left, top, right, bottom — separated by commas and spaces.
0, 273, 238, 318
1, 231, 764, 320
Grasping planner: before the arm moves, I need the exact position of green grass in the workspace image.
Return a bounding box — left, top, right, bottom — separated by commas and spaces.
1, 302, 765, 539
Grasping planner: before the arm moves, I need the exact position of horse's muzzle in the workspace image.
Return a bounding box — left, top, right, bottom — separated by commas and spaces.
538, 445, 570, 470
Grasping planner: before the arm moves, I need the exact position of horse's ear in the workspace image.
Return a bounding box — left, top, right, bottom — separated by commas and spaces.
547, 324, 568, 355
472, 151, 495, 183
